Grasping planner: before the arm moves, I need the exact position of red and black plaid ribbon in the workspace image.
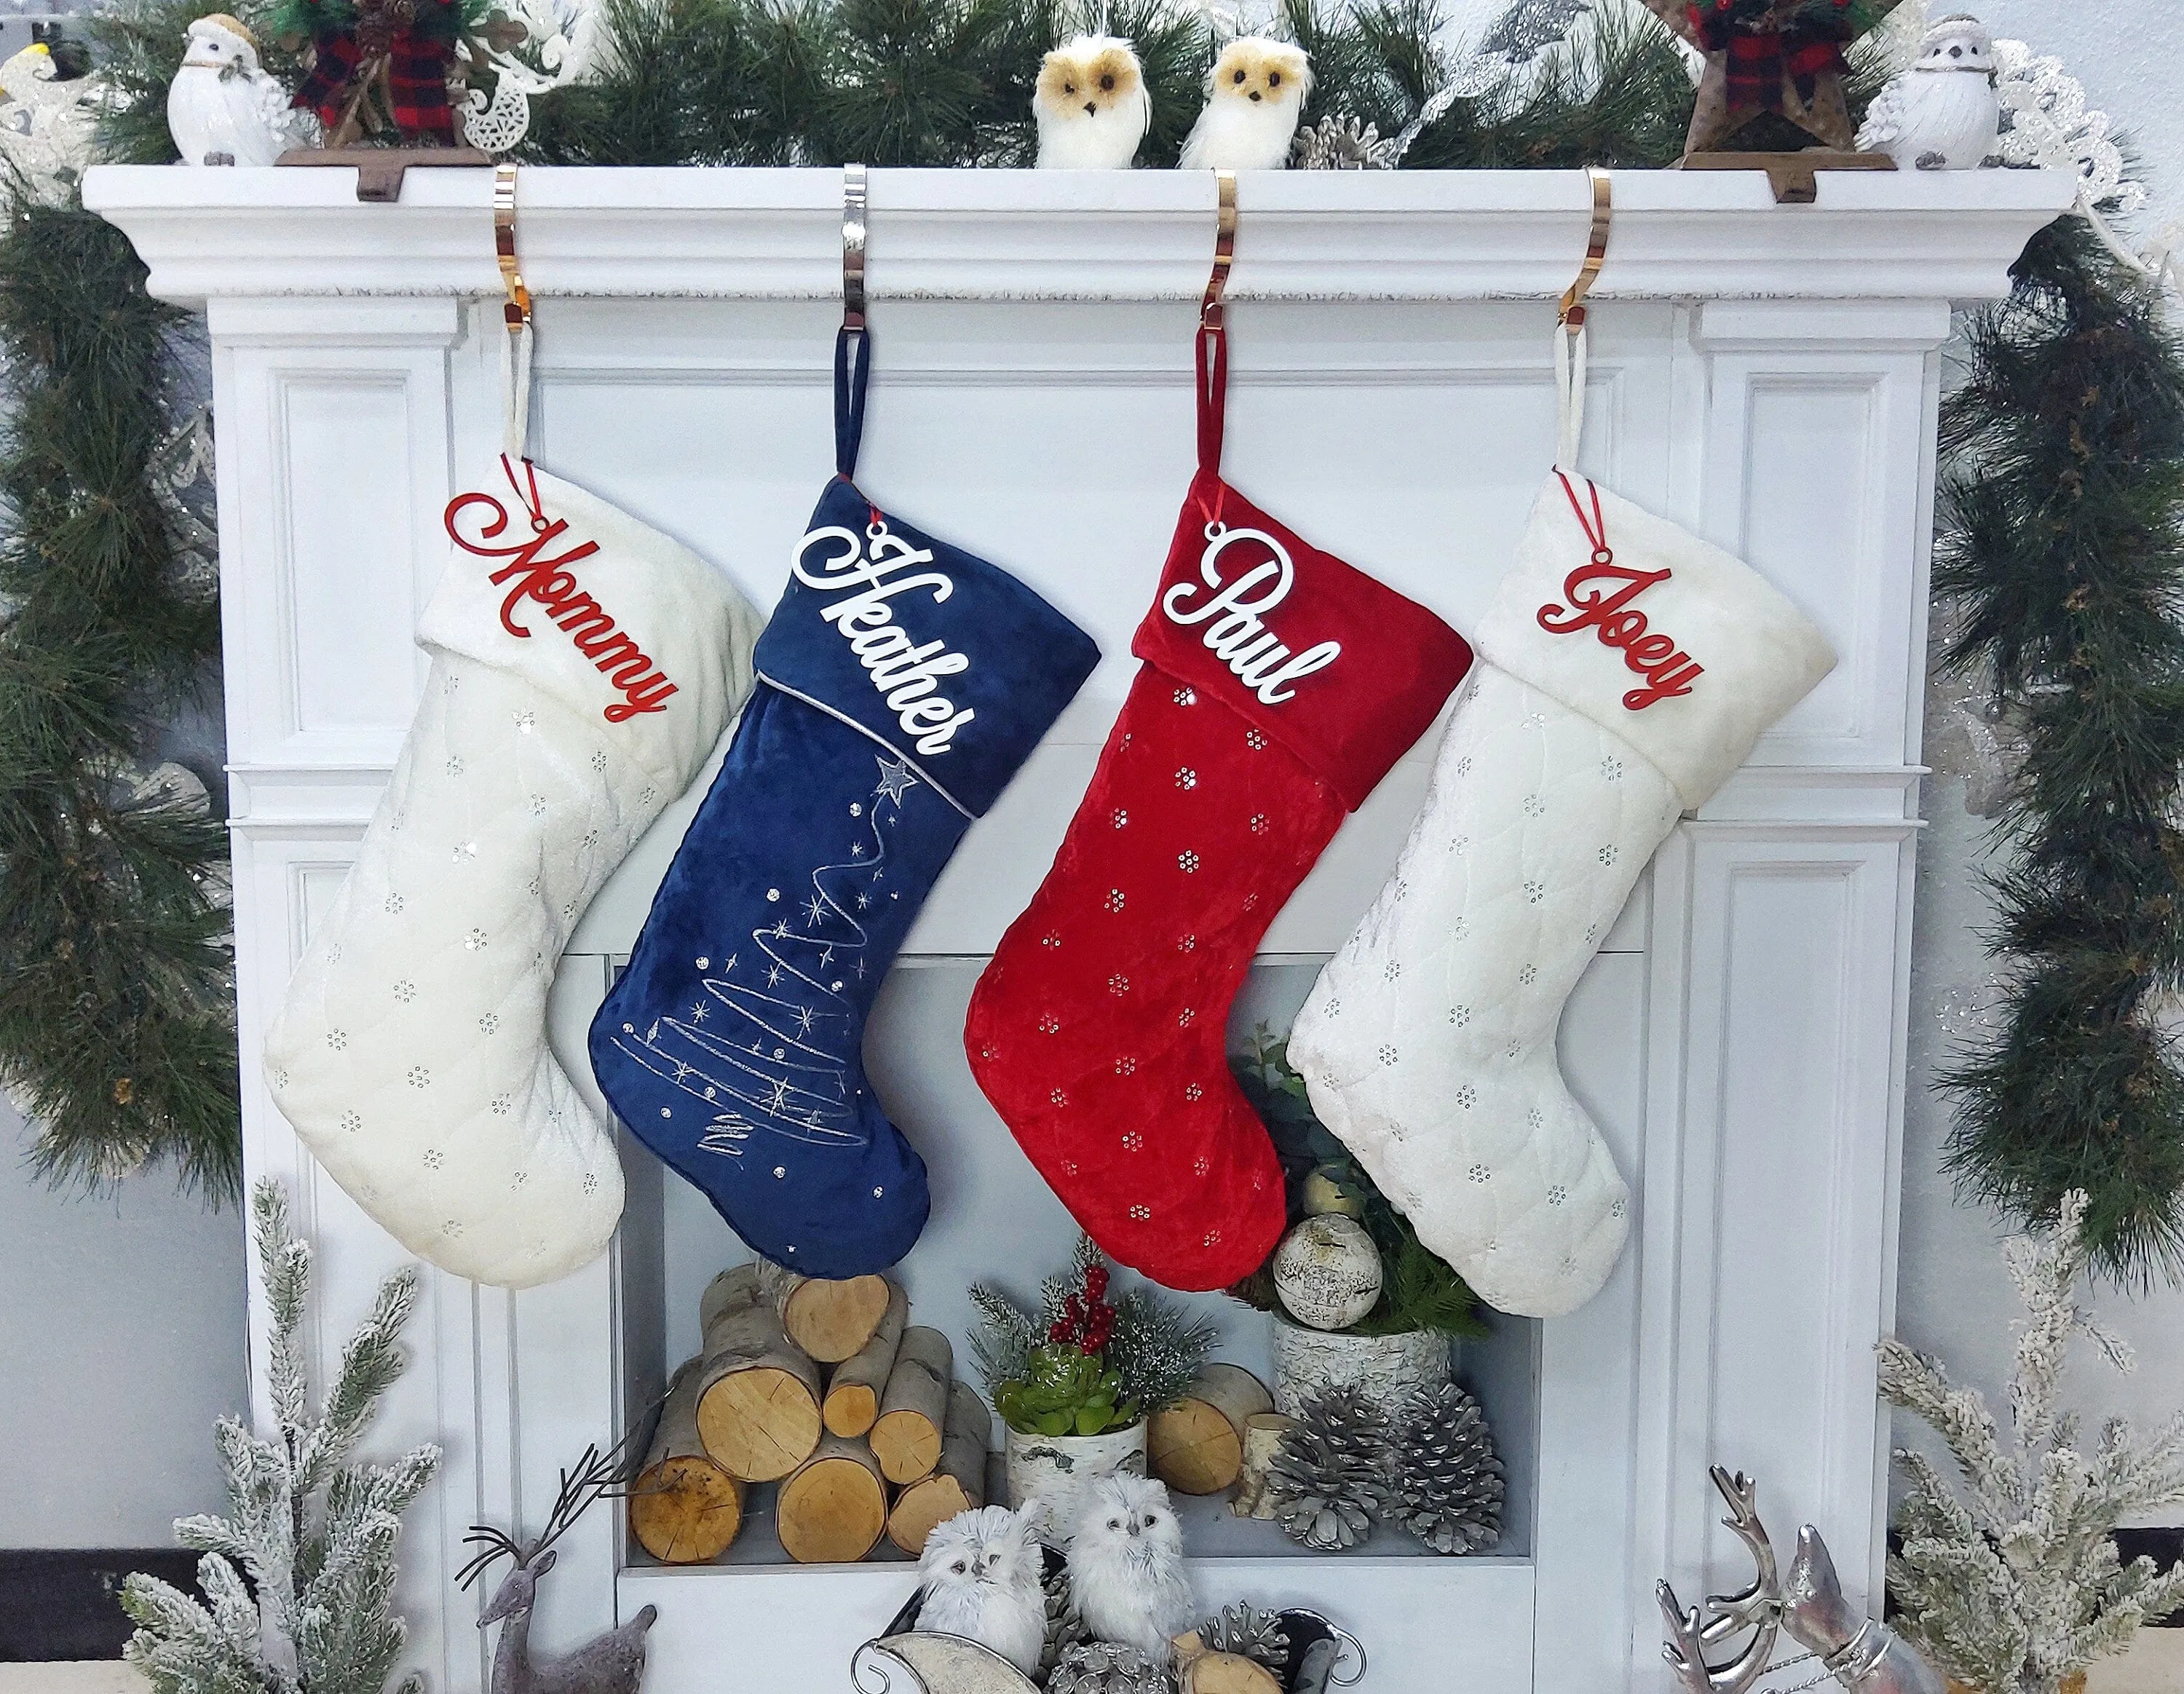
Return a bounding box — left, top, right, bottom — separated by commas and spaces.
290, 14, 455, 135
1686, 0, 1853, 113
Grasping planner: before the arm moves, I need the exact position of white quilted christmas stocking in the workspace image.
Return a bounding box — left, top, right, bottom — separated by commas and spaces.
265, 455, 762, 1287
1289, 470, 1835, 1318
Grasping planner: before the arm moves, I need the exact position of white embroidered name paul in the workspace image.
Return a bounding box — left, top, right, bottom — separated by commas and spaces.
794, 522, 978, 755
1160, 523, 1341, 705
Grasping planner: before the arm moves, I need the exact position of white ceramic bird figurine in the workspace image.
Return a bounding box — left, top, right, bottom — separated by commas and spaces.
1856, 12, 2000, 171
1178, 36, 1311, 170
1034, 35, 1151, 169
166, 13, 293, 167
1066, 1473, 1196, 1664
915, 1504, 1051, 1677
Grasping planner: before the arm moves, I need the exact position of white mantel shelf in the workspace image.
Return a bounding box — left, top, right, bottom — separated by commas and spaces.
84, 164, 2073, 308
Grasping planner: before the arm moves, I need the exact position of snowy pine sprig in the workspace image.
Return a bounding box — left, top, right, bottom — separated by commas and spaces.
1880, 1190, 2184, 1694
123, 1181, 438, 1694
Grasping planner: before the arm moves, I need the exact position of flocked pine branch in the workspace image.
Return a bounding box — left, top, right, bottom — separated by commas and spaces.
123, 1180, 439, 1694
1879, 1191, 2184, 1694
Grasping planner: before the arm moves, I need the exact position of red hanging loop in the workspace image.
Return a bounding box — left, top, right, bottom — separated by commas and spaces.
1555, 468, 1612, 566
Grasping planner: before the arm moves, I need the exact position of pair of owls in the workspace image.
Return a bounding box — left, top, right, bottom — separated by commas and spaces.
917, 1472, 1195, 1675
1035, 33, 1310, 170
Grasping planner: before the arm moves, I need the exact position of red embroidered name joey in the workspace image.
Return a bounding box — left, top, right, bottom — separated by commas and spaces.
1535, 472, 1704, 712
445, 461, 679, 725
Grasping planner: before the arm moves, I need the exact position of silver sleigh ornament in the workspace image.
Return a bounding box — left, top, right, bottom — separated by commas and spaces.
1658, 1466, 1943, 1694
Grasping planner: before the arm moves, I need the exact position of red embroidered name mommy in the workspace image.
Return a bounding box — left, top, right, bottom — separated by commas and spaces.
1537, 474, 1704, 711
445, 478, 678, 725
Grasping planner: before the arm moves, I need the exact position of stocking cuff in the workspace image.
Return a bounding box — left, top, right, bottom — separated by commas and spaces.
426, 460, 761, 789
1133, 470, 1473, 812
756, 478, 1101, 819
1477, 475, 1837, 810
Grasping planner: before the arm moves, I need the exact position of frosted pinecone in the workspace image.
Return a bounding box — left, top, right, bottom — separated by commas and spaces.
1289, 114, 1397, 170
1266, 1383, 1392, 1550
1045, 1639, 1175, 1694
1198, 1602, 1289, 1671
1388, 1383, 1505, 1554
1040, 1556, 1085, 1682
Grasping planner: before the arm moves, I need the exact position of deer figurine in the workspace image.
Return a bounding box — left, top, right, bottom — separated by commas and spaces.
1658, 1466, 1944, 1694
463, 1441, 660, 1694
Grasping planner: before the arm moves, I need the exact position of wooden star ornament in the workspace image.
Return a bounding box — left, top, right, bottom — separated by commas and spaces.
1645, 0, 1904, 155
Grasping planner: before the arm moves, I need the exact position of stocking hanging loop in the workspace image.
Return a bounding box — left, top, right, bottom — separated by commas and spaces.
494, 161, 534, 461
1197, 170, 1237, 476
1554, 167, 1612, 472
836, 163, 873, 482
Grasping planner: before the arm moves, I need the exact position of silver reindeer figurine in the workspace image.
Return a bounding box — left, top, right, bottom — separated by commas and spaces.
1658, 1466, 1944, 1694
463, 1440, 660, 1694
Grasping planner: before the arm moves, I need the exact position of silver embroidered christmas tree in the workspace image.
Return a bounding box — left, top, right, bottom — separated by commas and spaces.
1266, 1384, 1391, 1551
1046, 1639, 1175, 1694
1388, 1384, 1505, 1555
1880, 1190, 2184, 1694
1197, 1603, 1288, 1672
121, 1181, 439, 1694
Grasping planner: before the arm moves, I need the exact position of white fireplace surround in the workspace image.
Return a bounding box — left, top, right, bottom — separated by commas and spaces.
86, 163, 2073, 1694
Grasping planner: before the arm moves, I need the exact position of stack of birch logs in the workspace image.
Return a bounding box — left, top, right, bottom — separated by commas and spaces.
630, 1262, 995, 1565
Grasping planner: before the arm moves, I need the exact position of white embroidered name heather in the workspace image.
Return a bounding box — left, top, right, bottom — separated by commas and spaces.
1161, 523, 1342, 705
794, 523, 977, 754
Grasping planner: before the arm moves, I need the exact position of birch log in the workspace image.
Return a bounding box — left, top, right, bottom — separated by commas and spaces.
870, 1326, 953, 1484
1230, 1413, 1295, 1519
778, 1434, 889, 1563
887, 1381, 992, 1554
757, 1262, 895, 1363
1149, 1363, 1274, 1495
695, 1264, 823, 1482
628, 1357, 745, 1563
822, 1281, 909, 1438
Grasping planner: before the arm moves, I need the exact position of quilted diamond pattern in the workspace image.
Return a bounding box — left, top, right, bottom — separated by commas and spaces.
1289, 665, 1679, 1318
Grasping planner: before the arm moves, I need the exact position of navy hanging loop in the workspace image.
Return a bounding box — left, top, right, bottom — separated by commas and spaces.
836, 163, 871, 482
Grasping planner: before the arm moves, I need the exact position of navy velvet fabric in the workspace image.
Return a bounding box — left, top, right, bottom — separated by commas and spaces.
591, 475, 1100, 1275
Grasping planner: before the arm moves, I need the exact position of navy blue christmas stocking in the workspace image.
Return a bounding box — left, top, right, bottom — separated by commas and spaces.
591, 328, 1099, 1275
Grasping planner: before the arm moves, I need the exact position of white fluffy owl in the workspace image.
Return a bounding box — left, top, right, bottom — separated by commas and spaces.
1179, 36, 1311, 170
1066, 1473, 1196, 1663
167, 13, 294, 167
915, 1503, 1050, 1676
1856, 13, 2000, 171
1034, 35, 1151, 169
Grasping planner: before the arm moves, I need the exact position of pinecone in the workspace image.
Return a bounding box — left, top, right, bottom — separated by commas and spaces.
1045, 1639, 1175, 1694
1388, 1383, 1505, 1554
1198, 1602, 1289, 1671
1265, 1383, 1391, 1550
1289, 114, 1397, 170
1040, 1557, 1085, 1682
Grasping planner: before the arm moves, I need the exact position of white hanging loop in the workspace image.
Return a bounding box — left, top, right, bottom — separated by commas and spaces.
1554, 167, 1610, 472
495, 161, 534, 460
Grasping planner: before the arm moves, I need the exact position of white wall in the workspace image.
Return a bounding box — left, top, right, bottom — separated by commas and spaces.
0, 1101, 245, 1546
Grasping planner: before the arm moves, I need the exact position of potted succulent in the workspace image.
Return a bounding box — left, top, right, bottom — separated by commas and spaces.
972, 1237, 1216, 1535
1230, 1027, 1490, 1414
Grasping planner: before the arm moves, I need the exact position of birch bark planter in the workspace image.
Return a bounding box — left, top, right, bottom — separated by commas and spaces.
1002, 1421, 1147, 1535
1271, 1318, 1452, 1417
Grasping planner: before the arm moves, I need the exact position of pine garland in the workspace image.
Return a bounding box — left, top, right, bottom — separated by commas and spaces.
1934, 218, 2184, 1283
0, 192, 236, 1195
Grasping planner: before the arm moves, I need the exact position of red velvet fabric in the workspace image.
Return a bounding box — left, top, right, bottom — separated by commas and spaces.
965, 474, 1471, 1289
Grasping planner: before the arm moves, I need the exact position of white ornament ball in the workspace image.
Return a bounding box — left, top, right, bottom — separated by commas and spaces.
1271, 1215, 1382, 1331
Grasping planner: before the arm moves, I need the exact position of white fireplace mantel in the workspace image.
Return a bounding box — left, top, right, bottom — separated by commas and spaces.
85, 164, 2074, 1694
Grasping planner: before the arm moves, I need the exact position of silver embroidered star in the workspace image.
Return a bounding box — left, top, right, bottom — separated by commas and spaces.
803, 895, 826, 927
874, 754, 919, 804
689, 1002, 708, 1024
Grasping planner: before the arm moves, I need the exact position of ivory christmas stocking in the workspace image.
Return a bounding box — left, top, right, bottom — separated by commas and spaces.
1288, 469, 1835, 1318
590, 328, 1101, 1277
965, 277, 1472, 1293
264, 455, 763, 1287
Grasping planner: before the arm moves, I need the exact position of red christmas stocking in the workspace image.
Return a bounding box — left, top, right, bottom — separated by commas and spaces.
965, 268, 1471, 1291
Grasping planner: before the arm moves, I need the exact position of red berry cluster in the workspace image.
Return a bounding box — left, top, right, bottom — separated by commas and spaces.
1048, 1263, 1116, 1355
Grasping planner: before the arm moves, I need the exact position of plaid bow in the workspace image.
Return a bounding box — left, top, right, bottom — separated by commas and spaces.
1686, 0, 1853, 114
290, 7, 456, 138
